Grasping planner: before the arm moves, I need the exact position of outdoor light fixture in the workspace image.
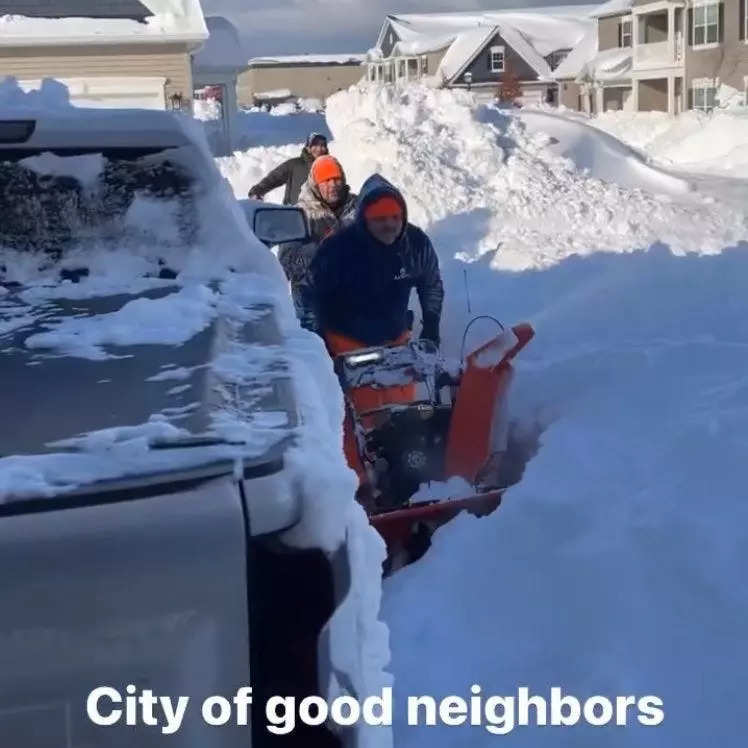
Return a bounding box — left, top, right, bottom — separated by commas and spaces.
464, 72, 473, 91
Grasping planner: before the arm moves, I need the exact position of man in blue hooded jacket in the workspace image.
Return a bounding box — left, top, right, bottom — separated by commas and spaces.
302, 174, 444, 350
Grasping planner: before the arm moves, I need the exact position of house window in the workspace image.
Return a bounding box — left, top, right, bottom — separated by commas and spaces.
619, 17, 633, 47
489, 45, 505, 72
692, 83, 717, 111
420, 56, 429, 75
692, 3, 720, 46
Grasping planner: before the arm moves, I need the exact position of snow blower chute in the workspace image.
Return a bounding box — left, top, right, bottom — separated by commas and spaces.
332, 321, 534, 567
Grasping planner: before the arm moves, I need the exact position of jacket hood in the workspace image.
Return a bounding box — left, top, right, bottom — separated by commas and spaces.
355, 174, 408, 231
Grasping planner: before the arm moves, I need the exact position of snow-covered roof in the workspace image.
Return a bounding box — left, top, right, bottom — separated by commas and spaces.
437, 27, 497, 82
248, 54, 365, 67
376, 6, 596, 84
590, 0, 634, 19
576, 46, 632, 83
0, 0, 208, 47
552, 25, 599, 79
193, 16, 246, 73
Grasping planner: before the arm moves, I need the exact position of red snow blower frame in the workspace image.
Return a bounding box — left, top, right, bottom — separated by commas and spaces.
332, 321, 534, 566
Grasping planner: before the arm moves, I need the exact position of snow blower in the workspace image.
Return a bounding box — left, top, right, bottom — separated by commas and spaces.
332, 320, 534, 568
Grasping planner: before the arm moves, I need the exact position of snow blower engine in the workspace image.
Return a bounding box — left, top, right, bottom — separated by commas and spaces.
333, 321, 534, 564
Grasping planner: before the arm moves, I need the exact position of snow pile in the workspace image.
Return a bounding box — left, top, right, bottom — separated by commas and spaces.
193, 96, 222, 121
323, 84, 746, 271
591, 108, 748, 176
250, 54, 365, 66
384, 245, 748, 747
307, 78, 748, 748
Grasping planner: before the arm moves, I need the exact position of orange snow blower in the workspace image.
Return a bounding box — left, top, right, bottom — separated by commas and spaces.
331, 321, 534, 567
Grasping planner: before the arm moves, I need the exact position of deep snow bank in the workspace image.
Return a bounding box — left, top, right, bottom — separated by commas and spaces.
324, 86, 747, 271
319, 84, 748, 746
590, 109, 748, 176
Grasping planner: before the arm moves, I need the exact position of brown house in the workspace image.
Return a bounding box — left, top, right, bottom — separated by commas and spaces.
0, 0, 207, 109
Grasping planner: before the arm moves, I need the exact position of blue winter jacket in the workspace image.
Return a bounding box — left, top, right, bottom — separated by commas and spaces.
303, 175, 444, 346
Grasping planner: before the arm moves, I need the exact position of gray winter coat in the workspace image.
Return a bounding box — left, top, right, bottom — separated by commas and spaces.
248, 147, 315, 205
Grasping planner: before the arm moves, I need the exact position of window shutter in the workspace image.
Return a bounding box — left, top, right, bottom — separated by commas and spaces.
741, 0, 746, 40
688, 8, 694, 46
719, 2, 724, 43
618, 21, 623, 47
687, 87, 693, 109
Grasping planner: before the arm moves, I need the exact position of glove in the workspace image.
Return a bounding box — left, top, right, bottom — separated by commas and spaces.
420, 315, 440, 348
248, 189, 264, 201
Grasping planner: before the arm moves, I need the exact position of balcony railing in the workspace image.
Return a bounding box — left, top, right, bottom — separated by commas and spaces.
634, 37, 684, 68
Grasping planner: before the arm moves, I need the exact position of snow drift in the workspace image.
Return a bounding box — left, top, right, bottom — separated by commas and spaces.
315, 84, 747, 747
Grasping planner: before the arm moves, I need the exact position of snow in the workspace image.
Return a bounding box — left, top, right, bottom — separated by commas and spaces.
249, 54, 365, 66
392, 34, 455, 57
289, 81, 746, 748
552, 25, 598, 80
253, 88, 293, 101
0, 0, 207, 45
19, 151, 105, 186
193, 16, 246, 73
590, 0, 634, 18
320, 85, 745, 271
410, 476, 475, 503
590, 108, 748, 177
24, 284, 219, 361
384, 7, 596, 61
577, 46, 633, 83
437, 27, 498, 83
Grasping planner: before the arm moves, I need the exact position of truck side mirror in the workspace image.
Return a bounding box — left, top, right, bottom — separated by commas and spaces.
253, 207, 309, 247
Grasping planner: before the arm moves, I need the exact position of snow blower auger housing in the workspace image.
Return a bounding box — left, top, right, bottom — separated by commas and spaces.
332, 323, 534, 567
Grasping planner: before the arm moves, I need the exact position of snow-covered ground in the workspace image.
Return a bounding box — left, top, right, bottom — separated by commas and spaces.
589, 108, 748, 178
218, 84, 748, 746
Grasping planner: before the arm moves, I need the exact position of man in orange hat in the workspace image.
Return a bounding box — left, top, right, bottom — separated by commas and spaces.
302, 173, 443, 350
278, 155, 357, 319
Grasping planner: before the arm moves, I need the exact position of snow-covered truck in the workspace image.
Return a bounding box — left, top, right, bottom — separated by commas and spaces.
0, 104, 364, 748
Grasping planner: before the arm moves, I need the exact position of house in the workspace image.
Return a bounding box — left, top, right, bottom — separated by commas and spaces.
192, 16, 247, 155
0, 1, 207, 110
554, 0, 634, 113
366, 7, 598, 105
559, 0, 748, 114
237, 54, 365, 108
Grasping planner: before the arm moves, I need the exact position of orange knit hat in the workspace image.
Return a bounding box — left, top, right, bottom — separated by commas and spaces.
363, 196, 403, 220
311, 155, 343, 185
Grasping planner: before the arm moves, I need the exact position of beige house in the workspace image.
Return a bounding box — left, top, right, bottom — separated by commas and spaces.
558, 0, 748, 113
0, 1, 207, 110
237, 55, 365, 108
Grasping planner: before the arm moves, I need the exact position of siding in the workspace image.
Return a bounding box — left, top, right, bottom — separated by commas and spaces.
380, 22, 400, 58
559, 79, 582, 108
0, 42, 194, 102
458, 30, 540, 85
237, 64, 365, 106
685, 0, 748, 91
599, 16, 624, 51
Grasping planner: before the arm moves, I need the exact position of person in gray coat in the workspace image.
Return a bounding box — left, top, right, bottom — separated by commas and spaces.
248, 132, 328, 205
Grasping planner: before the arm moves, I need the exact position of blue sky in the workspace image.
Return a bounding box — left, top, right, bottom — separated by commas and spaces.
201, 1, 593, 57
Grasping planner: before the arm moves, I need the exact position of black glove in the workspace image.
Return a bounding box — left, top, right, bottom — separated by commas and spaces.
248, 189, 264, 200
420, 315, 440, 348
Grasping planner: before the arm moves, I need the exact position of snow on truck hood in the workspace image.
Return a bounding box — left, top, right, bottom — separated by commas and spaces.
0, 278, 298, 502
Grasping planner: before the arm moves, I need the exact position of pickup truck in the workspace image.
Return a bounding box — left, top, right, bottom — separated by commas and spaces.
0, 108, 358, 748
